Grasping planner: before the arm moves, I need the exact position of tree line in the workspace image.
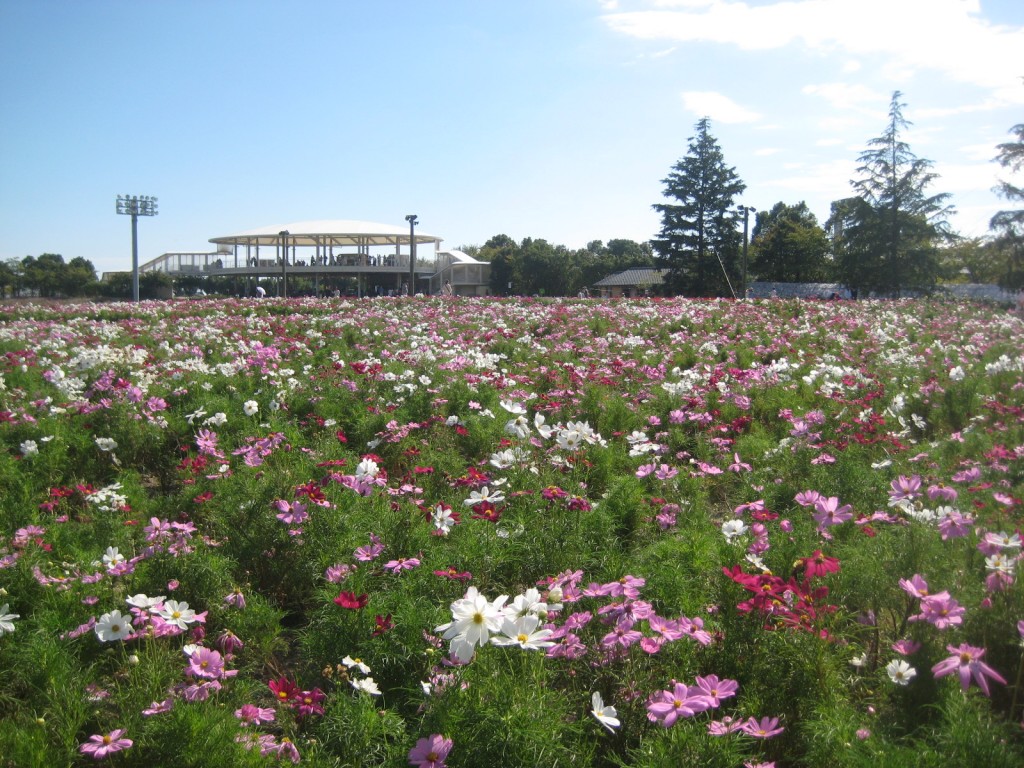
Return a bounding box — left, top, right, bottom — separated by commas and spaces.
8, 91, 1021, 301
0, 254, 176, 301
650, 91, 1023, 298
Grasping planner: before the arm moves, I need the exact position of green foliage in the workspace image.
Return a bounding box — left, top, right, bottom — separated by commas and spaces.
832, 92, 952, 296
0, 297, 1022, 767
750, 201, 832, 283
652, 118, 747, 297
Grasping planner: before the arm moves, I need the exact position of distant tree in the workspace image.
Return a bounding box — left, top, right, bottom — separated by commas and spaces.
991, 118, 1024, 234
0, 259, 17, 298
98, 270, 171, 300
21, 253, 68, 297
652, 118, 746, 296
62, 256, 99, 297
936, 237, 997, 284
607, 239, 654, 268
482, 234, 521, 295
456, 244, 482, 260
749, 202, 831, 283
988, 229, 1024, 291
832, 92, 952, 296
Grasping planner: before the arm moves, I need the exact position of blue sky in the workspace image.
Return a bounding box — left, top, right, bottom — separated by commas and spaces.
2, 0, 1022, 275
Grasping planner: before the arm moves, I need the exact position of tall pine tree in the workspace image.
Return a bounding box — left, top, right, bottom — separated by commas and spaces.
991, 120, 1024, 233
833, 91, 952, 296
653, 119, 746, 297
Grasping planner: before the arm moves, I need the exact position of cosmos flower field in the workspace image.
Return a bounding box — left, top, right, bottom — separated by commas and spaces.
0, 295, 1022, 767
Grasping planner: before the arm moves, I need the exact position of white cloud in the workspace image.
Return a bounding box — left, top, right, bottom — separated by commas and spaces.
802, 82, 887, 112
934, 161, 1000, 194
760, 158, 860, 205
602, 0, 1024, 101
959, 141, 1002, 162
681, 91, 761, 123
754, 147, 781, 156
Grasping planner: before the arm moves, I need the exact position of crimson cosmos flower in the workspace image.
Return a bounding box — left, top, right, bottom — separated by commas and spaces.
334, 591, 368, 609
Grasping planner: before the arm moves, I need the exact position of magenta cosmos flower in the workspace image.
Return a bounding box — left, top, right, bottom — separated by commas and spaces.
408, 733, 453, 768
931, 643, 1007, 696
79, 729, 133, 759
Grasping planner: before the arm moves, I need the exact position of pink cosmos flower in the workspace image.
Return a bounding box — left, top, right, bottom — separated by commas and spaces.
600, 616, 643, 649
794, 490, 822, 507
891, 638, 922, 656
937, 510, 972, 540
693, 674, 738, 707
889, 475, 922, 503
932, 643, 1007, 696
408, 733, 453, 768
325, 563, 355, 582
142, 699, 173, 716
909, 591, 965, 630
79, 729, 133, 759
354, 533, 385, 561
646, 682, 713, 727
188, 647, 226, 679
274, 499, 309, 526
384, 556, 421, 574
813, 496, 853, 529
708, 716, 744, 735
898, 573, 930, 599
678, 615, 713, 646
235, 703, 276, 725
729, 453, 752, 472
741, 716, 785, 738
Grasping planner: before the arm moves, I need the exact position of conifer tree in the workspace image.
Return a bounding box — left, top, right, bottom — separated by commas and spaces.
653, 118, 746, 297
833, 92, 952, 296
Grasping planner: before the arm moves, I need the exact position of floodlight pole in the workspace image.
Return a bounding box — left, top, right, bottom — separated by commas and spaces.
116, 195, 158, 302
739, 205, 755, 299
406, 215, 418, 296
279, 230, 290, 298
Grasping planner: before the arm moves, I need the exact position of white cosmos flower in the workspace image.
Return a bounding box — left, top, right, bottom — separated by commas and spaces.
95, 609, 132, 642
342, 655, 371, 675
156, 599, 198, 630
489, 449, 516, 469
435, 586, 508, 662
126, 593, 165, 610
0, 604, 20, 635
242, 400, 259, 416
431, 505, 457, 535
355, 457, 380, 479
94, 437, 118, 452
490, 614, 555, 651
721, 519, 748, 542
504, 416, 531, 440
19, 440, 38, 457
351, 677, 381, 695
534, 413, 556, 439
101, 547, 125, 568
464, 486, 505, 507
590, 691, 620, 732
500, 400, 527, 415
507, 588, 548, 619
886, 659, 917, 686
